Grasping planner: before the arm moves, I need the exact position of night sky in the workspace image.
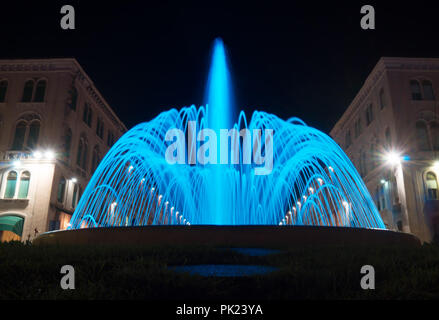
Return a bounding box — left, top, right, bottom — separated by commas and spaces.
1, 1, 438, 133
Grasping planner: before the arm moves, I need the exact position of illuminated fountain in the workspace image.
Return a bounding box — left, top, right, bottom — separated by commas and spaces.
67, 38, 385, 230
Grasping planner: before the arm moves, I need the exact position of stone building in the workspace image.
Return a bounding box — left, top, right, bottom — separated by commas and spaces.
0, 59, 126, 242
331, 57, 439, 242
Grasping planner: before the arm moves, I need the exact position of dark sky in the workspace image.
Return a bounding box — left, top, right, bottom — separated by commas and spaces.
1, 1, 438, 133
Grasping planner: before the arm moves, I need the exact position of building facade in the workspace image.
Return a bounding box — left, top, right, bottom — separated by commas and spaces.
0, 59, 126, 242
331, 57, 439, 243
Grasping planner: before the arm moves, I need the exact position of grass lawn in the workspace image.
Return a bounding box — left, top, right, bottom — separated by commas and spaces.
0, 241, 438, 300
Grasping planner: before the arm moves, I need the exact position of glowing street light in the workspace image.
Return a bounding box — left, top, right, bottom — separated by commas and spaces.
44, 150, 55, 160
33, 151, 43, 159
384, 151, 402, 166
12, 160, 21, 167
71, 177, 77, 183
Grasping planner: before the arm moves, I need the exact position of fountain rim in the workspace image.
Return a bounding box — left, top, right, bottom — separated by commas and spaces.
33, 225, 421, 247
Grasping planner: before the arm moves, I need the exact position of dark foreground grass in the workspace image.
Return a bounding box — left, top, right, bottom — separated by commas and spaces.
0, 242, 438, 299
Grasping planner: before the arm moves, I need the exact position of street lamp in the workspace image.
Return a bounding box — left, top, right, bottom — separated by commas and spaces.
384, 151, 402, 166
44, 150, 55, 160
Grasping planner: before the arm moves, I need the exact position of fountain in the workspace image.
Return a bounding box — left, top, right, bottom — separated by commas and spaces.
35, 38, 421, 247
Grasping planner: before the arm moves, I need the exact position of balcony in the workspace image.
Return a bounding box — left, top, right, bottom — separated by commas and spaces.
1, 151, 33, 161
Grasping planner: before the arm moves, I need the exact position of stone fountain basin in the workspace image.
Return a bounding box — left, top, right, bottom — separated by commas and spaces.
34, 225, 420, 247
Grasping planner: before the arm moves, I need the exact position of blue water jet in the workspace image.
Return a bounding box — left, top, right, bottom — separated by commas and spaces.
205, 38, 234, 224
68, 39, 386, 230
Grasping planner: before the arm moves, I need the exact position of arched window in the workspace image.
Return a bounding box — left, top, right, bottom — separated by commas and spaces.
96, 117, 104, 139
354, 118, 362, 138
416, 121, 430, 151
379, 89, 386, 109
11, 116, 41, 151
72, 183, 78, 208
359, 150, 367, 177
87, 109, 93, 127
22, 80, 34, 102
57, 177, 66, 203
76, 139, 83, 166
63, 128, 72, 159
82, 141, 88, 171
410, 80, 422, 100
430, 122, 439, 151
426, 172, 438, 200
0, 80, 8, 102
18, 171, 30, 199
76, 136, 88, 170
107, 131, 115, 147
385, 127, 392, 149
422, 80, 435, 100
11, 121, 27, 150
70, 87, 78, 111
91, 146, 100, 172
27, 121, 40, 149
83, 104, 92, 127
4, 171, 17, 198
33, 80, 46, 102
345, 130, 351, 148
365, 104, 374, 126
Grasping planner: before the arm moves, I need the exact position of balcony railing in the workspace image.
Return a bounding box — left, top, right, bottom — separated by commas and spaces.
2, 151, 33, 161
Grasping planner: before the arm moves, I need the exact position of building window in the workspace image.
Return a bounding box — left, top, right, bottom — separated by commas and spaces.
11, 116, 41, 151
22, 80, 34, 102
354, 118, 362, 138
375, 186, 381, 211
76, 136, 88, 170
21, 79, 47, 102
57, 177, 66, 203
107, 131, 115, 147
83, 103, 93, 127
4, 171, 17, 199
11, 119, 41, 151
17, 171, 30, 199
0, 80, 8, 102
33, 80, 47, 102
379, 89, 386, 110
422, 80, 435, 100
365, 104, 374, 126
345, 130, 352, 148
358, 150, 367, 177
385, 127, 392, 149
426, 172, 438, 200
70, 87, 78, 111
410, 80, 422, 100
72, 183, 78, 208
11, 121, 27, 150
27, 121, 40, 149
416, 121, 430, 151
63, 128, 72, 160
96, 117, 104, 139
91, 146, 101, 173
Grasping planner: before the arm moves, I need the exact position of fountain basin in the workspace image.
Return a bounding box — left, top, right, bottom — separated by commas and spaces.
34, 225, 420, 247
